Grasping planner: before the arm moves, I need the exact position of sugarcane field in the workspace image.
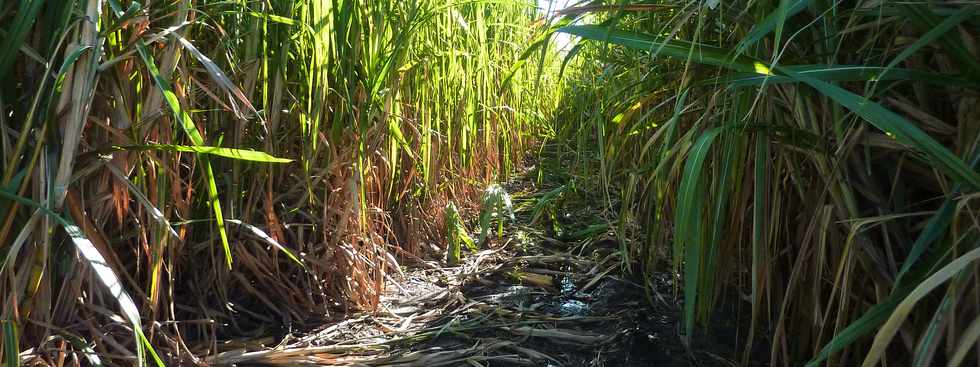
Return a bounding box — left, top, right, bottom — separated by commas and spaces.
2, 0, 980, 366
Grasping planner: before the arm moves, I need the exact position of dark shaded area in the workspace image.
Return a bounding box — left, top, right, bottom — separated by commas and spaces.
397, 235, 765, 367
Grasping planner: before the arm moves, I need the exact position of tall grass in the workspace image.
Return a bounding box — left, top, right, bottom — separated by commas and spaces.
540, 1, 980, 365
0, 0, 557, 364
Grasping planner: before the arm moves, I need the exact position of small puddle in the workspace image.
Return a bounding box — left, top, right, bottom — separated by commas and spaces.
559, 299, 589, 316
557, 270, 590, 316
560, 272, 576, 295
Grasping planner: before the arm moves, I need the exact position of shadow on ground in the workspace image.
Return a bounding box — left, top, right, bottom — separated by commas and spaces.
205, 153, 767, 366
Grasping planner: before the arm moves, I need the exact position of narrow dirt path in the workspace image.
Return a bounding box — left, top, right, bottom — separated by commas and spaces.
205, 156, 747, 367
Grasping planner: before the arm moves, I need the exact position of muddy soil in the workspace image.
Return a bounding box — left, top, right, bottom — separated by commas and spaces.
395, 236, 755, 367
208, 231, 763, 366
